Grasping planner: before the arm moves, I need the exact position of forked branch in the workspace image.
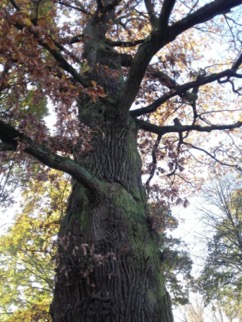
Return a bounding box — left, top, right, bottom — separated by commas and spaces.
121, 0, 242, 112
185, 141, 242, 172
131, 68, 242, 117
6, 8, 88, 88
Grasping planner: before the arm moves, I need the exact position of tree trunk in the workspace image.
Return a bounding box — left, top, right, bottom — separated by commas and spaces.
50, 115, 173, 321
50, 6, 173, 321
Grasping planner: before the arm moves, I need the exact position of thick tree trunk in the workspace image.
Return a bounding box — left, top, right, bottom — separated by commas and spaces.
50, 6, 173, 321
50, 116, 173, 321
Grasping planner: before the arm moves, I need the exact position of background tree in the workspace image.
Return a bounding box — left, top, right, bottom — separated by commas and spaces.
151, 204, 193, 305
0, 0, 242, 321
175, 295, 231, 322
196, 175, 242, 321
0, 171, 70, 321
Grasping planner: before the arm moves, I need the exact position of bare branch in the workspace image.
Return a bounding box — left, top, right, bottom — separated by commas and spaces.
69, 34, 83, 44
130, 92, 174, 117
56, 1, 90, 14
146, 134, 162, 191
106, 39, 145, 47
70, 36, 144, 48
170, 0, 242, 38
9, 0, 21, 11
184, 141, 241, 171
144, 0, 157, 27
159, 0, 176, 29
147, 67, 177, 89
131, 68, 242, 117
136, 119, 242, 136
181, 0, 200, 16
232, 52, 242, 71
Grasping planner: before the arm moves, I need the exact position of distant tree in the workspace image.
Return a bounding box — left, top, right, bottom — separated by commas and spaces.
0, 171, 70, 321
149, 203, 193, 305
196, 175, 242, 321
175, 295, 231, 322
0, 1, 242, 321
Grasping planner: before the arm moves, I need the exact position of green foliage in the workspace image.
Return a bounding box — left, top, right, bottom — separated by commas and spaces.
161, 235, 193, 305
0, 171, 70, 321
149, 203, 193, 304
19, 87, 48, 120
196, 176, 242, 320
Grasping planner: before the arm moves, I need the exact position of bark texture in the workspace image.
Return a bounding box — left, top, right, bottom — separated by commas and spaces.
50, 5, 173, 321
50, 117, 173, 321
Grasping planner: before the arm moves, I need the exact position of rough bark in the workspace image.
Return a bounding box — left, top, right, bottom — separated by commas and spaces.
49, 5, 173, 320
50, 113, 173, 321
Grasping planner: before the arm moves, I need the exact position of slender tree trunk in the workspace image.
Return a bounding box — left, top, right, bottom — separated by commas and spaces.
50, 116, 173, 321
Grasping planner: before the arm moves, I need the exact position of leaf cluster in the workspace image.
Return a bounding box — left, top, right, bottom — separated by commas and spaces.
195, 175, 242, 319
0, 170, 70, 321
148, 203, 193, 304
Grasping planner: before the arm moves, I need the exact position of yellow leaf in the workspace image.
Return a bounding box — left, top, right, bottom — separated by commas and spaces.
23, 17, 32, 27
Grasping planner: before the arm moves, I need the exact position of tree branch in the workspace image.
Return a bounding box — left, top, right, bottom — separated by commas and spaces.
0, 120, 104, 196
9, 0, 21, 11
170, 0, 242, 38
232, 52, 242, 71
120, 0, 242, 113
145, 134, 162, 191
147, 67, 177, 89
184, 141, 241, 171
0, 143, 15, 151
136, 119, 242, 136
118, 36, 164, 112
33, 35, 89, 87
130, 92, 174, 117
159, 0, 176, 30
131, 68, 242, 117
57, 1, 90, 14
106, 39, 145, 47
100, 0, 122, 13
144, 0, 157, 27
6, 11, 88, 88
